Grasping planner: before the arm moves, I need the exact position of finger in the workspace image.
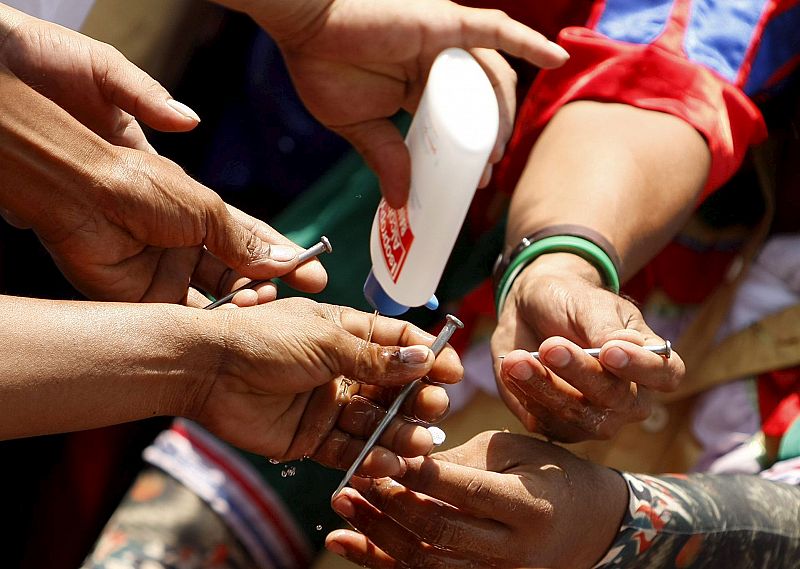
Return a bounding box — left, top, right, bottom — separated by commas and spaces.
335, 119, 410, 208
335, 307, 463, 384
332, 335, 435, 387
92, 43, 200, 132
359, 383, 450, 423
331, 488, 479, 568
499, 350, 616, 441
138, 245, 202, 304
203, 201, 313, 284
456, 7, 569, 69
191, 248, 281, 305
391, 456, 520, 520
102, 110, 158, 153
225, 205, 328, 292
478, 164, 492, 188
536, 337, 651, 421
326, 529, 397, 569
469, 48, 515, 166
337, 395, 434, 457
186, 287, 213, 308
599, 339, 684, 392
348, 476, 508, 556
312, 428, 405, 478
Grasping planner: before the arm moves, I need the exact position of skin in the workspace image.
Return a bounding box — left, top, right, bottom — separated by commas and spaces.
0, 0, 565, 300
325, 431, 627, 568
0, 296, 463, 477
0, 7, 473, 458
0, 9, 325, 306
217, 0, 570, 206
492, 101, 709, 441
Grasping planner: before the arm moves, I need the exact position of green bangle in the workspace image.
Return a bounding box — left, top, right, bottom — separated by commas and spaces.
494, 235, 621, 314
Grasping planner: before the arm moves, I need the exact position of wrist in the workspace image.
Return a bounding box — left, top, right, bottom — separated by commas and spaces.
572, 465, 628, 569
164, 306, 230, 421
520, 252, 606, 288
494, 232, 620, 314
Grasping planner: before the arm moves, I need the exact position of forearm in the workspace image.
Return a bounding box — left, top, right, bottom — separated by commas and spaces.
0, 296, 220, 439
596, 472, 800, 568
508, 100, 711, 280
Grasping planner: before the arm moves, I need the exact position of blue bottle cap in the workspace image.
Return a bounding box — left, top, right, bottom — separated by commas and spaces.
363, 270, 438, 316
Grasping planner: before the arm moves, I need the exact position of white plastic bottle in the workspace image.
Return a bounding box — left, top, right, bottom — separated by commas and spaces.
363, 48, 499, 315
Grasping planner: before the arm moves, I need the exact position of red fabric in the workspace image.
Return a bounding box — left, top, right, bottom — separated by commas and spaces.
758, 367, 800, 439
494, 27, 766, 202
623, 241, 738, 305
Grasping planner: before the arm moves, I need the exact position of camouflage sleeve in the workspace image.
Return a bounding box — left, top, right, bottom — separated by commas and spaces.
594, 472, 800, 568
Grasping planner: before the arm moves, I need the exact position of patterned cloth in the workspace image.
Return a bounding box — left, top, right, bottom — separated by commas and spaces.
595, 472, 800, 568
81, 467, 259, 569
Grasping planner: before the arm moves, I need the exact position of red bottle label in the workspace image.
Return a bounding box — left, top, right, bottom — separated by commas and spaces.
377, 201, 414, 282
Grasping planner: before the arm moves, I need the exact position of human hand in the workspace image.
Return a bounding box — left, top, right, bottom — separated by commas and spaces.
325, 430, 627, 568
0, 61, 326, 304
492, 253, 684, 442
190, 298, 463, 475
225, 0, 568, 207
0, 3, 199, 152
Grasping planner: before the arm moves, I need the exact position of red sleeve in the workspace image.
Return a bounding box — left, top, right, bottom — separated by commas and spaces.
495, 27, 767, 202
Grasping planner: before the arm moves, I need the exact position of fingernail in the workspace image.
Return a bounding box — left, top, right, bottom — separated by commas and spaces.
332, 493, 355, 518
604, 347, 630, 369
166, 99, 201, 122
269, 245, 296, 262
399, 345, 432, 365
508, 361, 534, 382
544, 346, 571, 368
326, 540, 346, 556
547, 41, 570, 61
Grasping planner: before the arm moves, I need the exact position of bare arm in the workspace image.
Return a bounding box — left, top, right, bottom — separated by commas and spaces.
0, 295, 463, 478
492, 101, 708, 440
506, 100, 710, 278
326, 431, 800, 569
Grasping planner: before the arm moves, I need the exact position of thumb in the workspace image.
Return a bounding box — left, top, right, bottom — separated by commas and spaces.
331, 332, 436, 387
335, 119, 410, 208
93, 43, 201, 132
202, 199, 304, 280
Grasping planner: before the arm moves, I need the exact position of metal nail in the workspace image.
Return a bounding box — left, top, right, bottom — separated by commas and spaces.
204, 236, 332, 310
332, 315, 464, 498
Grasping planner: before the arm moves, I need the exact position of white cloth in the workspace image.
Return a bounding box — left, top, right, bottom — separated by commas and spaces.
5, 0, 95, 30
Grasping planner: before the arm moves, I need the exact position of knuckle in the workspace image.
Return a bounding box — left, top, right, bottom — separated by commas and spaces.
463, 475, 491, 505
660, 371, 681, 392
419, 512, 457, 546
593, 378, 631, 408
243, 230, 264, 260
402, 546, 444, 569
